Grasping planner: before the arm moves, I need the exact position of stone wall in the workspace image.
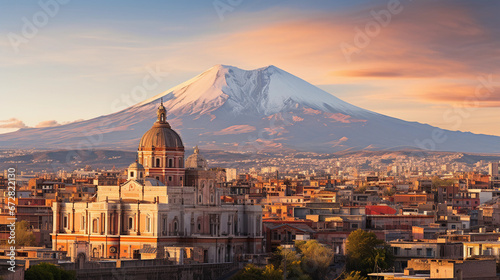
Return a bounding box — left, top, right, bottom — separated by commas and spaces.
75, 262, 239, 280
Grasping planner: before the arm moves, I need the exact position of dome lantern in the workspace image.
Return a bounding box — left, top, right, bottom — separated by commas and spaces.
138, 99, 183, 151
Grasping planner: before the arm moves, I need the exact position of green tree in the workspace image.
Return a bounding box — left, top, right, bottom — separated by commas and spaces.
346, 229, 393, 275
15, 220, 36, 247
344, 271, 367, 280
279, 246, 311, 280
231, 264, 282, 280
24, 263, 76, 280
431, 176, 455, 191
262, 265, 283, 280
383, 187, 395, 197
355, 185, 367, 194
296, 240, 334, 280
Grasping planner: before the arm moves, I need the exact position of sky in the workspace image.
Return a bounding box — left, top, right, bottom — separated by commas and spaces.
1, 0, 499, 136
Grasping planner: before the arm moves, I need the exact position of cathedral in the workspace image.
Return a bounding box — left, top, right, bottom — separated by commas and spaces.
51, 102, 263, 265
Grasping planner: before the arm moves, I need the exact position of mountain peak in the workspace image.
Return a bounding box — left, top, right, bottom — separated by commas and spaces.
140, 64, 366, 117
3, 65, 500, 153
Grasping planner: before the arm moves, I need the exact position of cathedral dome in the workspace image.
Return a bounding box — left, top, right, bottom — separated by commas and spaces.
138, 100, 184, 150
185, 146, 207, 169
128, 161, 145, 170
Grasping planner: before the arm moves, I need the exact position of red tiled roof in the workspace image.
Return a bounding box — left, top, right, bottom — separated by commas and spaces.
365, 205, 397, 215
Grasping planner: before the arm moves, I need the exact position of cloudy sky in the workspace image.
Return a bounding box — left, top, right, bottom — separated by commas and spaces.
1, 0, 499, 136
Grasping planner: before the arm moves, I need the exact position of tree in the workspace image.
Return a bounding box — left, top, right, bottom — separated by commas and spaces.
268, 240, 334, 280
344, 271, 367, 280
262, 265, 283, 280
277, 246, 310, 280
383, 187, 395, 197
346, 229, 393, 275
24, 263, 76, 280
355, 185, 367, 194
15, 220, 36, 247
231, 264, 282, 280
296, 240, 334, 280
431, 176, 455, 191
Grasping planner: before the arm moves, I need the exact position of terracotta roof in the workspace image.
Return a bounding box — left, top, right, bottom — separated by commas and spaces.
365, 205, 397, 215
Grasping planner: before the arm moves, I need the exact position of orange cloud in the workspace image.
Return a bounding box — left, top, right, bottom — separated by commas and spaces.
417, 84, 500, 108
0, 118, 27, 129
35, 120, 61, 128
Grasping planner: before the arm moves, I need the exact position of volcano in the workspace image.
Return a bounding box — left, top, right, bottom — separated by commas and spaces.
1, 64, 499, 153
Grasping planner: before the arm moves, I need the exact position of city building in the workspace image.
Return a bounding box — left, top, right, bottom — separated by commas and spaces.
51, 103, 263, 265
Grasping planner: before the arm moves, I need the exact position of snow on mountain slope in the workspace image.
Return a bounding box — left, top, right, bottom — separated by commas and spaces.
141, 64, 368, 117
1, 64, 500, 154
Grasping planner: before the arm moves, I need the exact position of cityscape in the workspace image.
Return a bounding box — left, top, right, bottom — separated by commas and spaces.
1, 1, 500, 280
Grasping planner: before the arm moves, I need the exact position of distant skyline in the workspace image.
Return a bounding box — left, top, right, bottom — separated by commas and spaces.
1, 0, 499, 136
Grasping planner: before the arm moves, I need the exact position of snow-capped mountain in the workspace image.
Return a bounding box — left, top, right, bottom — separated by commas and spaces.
1, 64, 500, 153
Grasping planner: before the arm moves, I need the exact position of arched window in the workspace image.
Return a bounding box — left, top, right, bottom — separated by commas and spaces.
173, 220, 179, 234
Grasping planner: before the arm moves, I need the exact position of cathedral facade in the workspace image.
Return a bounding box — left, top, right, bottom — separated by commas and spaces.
51, 102, 263, 265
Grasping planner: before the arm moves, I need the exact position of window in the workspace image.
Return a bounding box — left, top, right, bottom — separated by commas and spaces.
128, 217, 134, 231
179, 158, 183, 168
130, 171, 134, 178
63, 216, 68, 228
156, 158, 160, 167
146, 216, 151, 232
92, 219, 98, 233
351, 223, 358, 229
169, 158, 173, 168
199, 194, 202, 203
426, 248, 433, 257
81, 216, 85, 230
417, 248, 422, 256
394, 247, 400, 255
169, 176, 172, 182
